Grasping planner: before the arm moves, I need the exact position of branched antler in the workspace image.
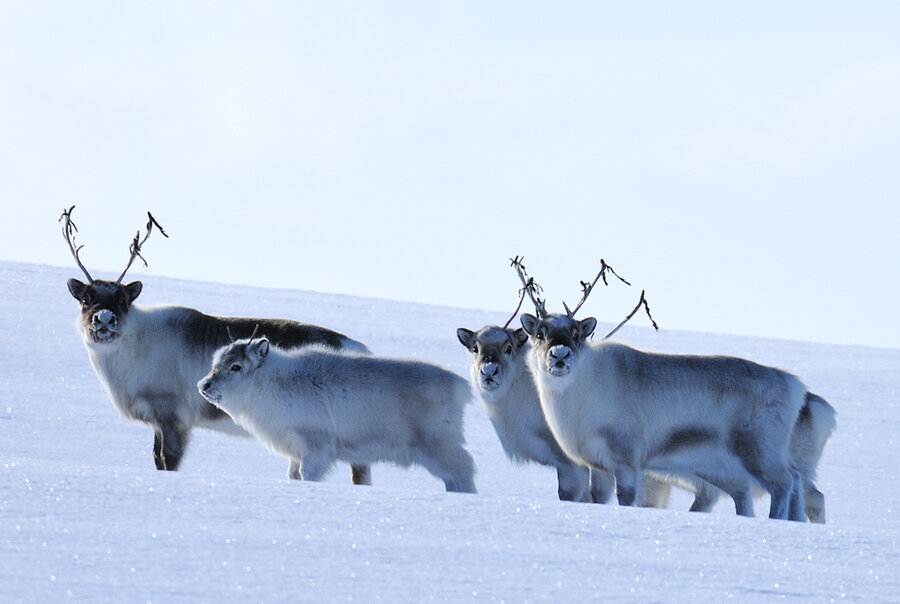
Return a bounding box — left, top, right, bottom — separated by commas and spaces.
116, 212, 169, 284
603, 289, 659, 339
59, 205, 94, 283
509, 255, 549, 319
563, 258, 631, 318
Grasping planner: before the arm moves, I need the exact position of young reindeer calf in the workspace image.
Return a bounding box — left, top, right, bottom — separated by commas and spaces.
198, 337, 478, 493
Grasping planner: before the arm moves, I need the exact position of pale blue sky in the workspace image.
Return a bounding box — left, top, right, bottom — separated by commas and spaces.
2, 2, 898, 348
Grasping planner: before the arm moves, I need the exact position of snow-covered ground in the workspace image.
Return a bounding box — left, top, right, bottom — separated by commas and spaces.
1, 260, 897, 602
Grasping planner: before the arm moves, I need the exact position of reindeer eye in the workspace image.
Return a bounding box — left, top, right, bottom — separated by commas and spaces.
471, 344, 479, 354
505, 345, 513, 355
229, 364, 242, 373
536, 328, 545, 341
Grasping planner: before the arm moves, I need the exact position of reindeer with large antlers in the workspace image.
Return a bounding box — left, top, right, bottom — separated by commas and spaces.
519, 259, 836, 521
62, 207, 373, 483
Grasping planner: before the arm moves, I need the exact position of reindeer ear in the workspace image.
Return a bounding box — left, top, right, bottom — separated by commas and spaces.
520, 314, 538, 336
456, 328, 475, 349
252, 338, 270, 360
124, 281, 143, 303
513, 328, 529, 348
579, 317, 598, 339
67, 278, 89, 301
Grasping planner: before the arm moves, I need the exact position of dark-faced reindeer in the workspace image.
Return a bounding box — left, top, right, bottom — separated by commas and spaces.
519, 260, 835, 521
198, 337, 477, 493
61, 207, 372, 483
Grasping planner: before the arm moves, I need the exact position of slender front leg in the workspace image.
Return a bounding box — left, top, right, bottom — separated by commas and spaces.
556, 463, 590, 502
152, 421, 190, 470
351, 464, 372, 485
297, 449, 335, 482
614, 464, 641, 506
589, 467, 616, 504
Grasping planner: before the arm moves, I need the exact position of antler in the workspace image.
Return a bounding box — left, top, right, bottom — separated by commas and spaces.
59, 205, 94, 283
509, 256, 549, 319
563, 258, 631, 318
559, 258, 659, 337
116, 212, 168, 284
502, 284, 528, 329
603, 289, 659, 339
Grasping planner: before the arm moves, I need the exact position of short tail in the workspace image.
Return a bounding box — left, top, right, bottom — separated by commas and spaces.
790, 392, 837, 479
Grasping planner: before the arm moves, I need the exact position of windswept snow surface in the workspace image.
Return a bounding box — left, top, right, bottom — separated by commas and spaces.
1, 261, 897, 602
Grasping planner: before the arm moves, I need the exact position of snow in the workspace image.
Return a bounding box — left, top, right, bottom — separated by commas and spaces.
1, 260, 898, 602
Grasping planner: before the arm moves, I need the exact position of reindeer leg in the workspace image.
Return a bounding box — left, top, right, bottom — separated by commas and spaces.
415, 441, 477, 494
152, 421, 189, 471
297, 449, 335, 482
556, 463, 590, 502
589, 467, 616, 504
805, 482, 826, 524
689, 480, 722, 513
789, 470, 807, 522
640, 475, 672, 509
614, 464, 641, 506
288, 459, 302, 480
351, 464, 372, 486
152, 429, 166, 470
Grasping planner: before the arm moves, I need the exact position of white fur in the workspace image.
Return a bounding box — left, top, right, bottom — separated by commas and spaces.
198, 340, 477, 493
82, 305, 241, 433
457, 326, 614, 503
522, 313, 811, 521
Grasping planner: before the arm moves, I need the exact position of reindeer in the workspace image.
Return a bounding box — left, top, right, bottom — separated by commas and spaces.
518, 260, 833, 521
61, 207, 372, 484
198, 336, 477, 493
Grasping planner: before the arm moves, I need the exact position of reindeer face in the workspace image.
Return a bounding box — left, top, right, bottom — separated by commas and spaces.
67, 279, 143, 346
198, 338, 270, 409
520, 314, 597, 377
457, 326, 529, 394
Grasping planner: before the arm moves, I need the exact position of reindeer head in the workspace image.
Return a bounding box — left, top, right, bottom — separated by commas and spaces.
68, 278, 144, 345
198, 333, 269, 411
514, 256, 656, 378
520, 314, 597, 377
457, 326, 529, 394
60, 206, 166, 347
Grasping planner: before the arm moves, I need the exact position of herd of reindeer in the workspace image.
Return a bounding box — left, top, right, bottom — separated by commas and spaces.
60, 207, 836, 523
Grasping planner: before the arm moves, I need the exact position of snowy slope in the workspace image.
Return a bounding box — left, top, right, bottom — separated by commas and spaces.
1, 260, 898, 602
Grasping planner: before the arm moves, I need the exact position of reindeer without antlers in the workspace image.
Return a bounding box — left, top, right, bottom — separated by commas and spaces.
62, 207, 373, 484
519, 259, 835, 521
